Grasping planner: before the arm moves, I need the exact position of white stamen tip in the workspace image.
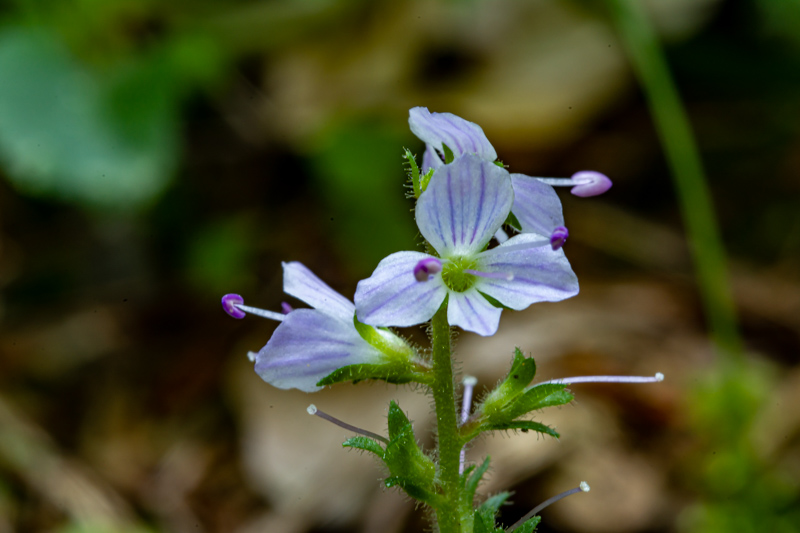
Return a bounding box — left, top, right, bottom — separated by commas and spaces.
463, 376, 478, 386
247, 351, 257, 362
307, 404, 318, 415
655, 372, 664, 382
580, 481, 590, 492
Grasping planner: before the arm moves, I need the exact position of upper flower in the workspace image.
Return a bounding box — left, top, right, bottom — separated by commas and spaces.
224, 262, 417, 392
354, 155, 579, 336
409, 107, 612, 244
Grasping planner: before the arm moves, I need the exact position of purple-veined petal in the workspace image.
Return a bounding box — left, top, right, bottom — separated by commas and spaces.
409, 107, 497, 162
421, 143, 444, 173
416, 155, 514, 257
510, 174, 565, 237
475, 233, 579, 310
447, 290, 502, 337
355, 251, 448, 327
255, 309, 383, 392
283, 261, 355, 319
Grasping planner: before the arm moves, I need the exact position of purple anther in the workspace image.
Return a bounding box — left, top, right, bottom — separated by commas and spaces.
222, 294, 246, 319
550, 226, 569, 250
281, 301, 294, 314
414, 257, 443, 282
570, 171, 612, 197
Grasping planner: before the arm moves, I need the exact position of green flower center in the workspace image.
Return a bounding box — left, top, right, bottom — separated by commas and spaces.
441, 256, 478, 293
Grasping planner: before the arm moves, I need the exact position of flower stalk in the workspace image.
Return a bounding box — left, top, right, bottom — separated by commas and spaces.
429, 301, 464, 533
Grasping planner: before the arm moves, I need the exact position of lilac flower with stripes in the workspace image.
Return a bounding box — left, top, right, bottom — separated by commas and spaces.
354, 154, 579, 337
409, 107, 612, 247
222, 262, 407, 392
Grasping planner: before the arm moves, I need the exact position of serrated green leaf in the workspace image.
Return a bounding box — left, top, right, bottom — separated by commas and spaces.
442, 143, 455, 163
383, 418, 436, 495
480, 350, 537, 418
465, 456, 491, 502
478, 492, 512, 517
384, 476, 440, 505
485, 420, 559, 439
474, 492, 511, 533
517, 515, 542, 533
342, 436, 384, 457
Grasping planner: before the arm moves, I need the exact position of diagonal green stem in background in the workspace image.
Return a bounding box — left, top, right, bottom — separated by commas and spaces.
606, 0, 744, 361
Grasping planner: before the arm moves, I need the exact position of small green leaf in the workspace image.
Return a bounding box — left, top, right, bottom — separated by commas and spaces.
342, 436, 384, 457
480, 349, 537, 418
465, 456, 491, 503
506, 384, 574, 420
382, 420, 438, 504
517, 515, 542, 533
387, 400, 411, 440
474, 492, 511, 532
352, 314, 415, 361
484, 420, 559, 439
384, 476, 440, 505
505, 211, 522, 231
442, 143, 455, 163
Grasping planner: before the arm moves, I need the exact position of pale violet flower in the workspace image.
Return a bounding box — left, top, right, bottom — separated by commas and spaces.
222, 262, 412, 392
409, 107, 611, 246
354, 155, 579, 337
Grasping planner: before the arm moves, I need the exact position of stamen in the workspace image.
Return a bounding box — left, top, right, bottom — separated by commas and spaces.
221, 294, 286, 322
569, 171, 612, 197
414, 257, 443, 282
506, 482, 590, 532
494, 227, 510, 244
550, 226, 569, 250
537, 373, 665, 386
222, 294, 246, 319
459, 375, 478, 475
307, 404, 390, 444
534, 171, 612, 197
281, 301, 294, 314
464, 269, 514, 281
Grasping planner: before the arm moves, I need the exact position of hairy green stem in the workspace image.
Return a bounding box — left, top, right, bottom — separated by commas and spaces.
430, 302, 462, 532
606, 0, 744, 361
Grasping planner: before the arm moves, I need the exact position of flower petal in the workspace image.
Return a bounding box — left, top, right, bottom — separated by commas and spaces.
421, 143, 444, 174
283, 261, 355, 319
510, 174, 565, 237
409, 107, 497, 162
255, 309, 383, 392
355, 251, 448, 327
447, 290, 502, 336
416, 154, 514, 257
475, 233, 579, 310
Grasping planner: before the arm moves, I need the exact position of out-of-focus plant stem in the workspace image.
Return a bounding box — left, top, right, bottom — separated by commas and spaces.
606, 0, 744, 363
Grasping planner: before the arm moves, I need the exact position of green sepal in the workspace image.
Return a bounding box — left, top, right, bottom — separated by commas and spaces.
517, 515, 542, 533
316, 317, 430, 387
481, 349, 537, 418
420, 168, 434, 192
403, 147, 421, 198
479, 291, 513, 310
505, 211, 522, 231
483, 420, 560, 439
464, 456, 491, 504
474, 492, 512, 533
442, 143, 455, 163
353, 314, 415, 361
316, 363, 416, 386
382, 402, 437, 504
342, 436, 384, 457
505, 384, 574, 421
